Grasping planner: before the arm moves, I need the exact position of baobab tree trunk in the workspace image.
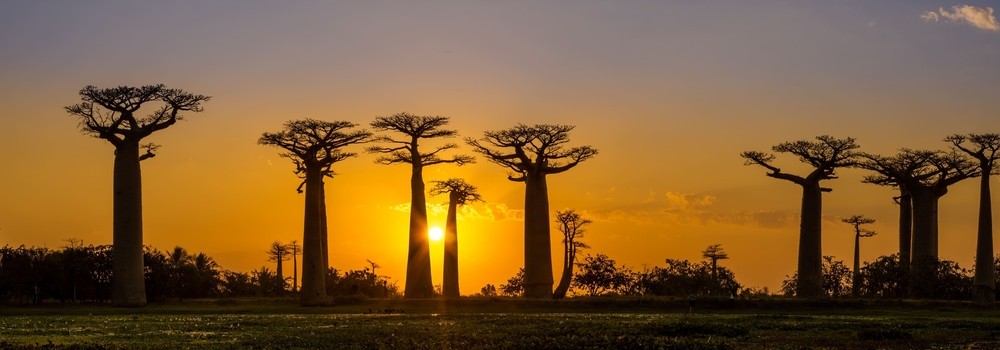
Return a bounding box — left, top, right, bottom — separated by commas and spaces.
112, 140, 147, 307
852, 232, 861, 297
442, 196, 460, 299
909, 190, 939, 299
898, 193, 912, 268
292, 251, 298, 293
796, 184, 824, 298
553, 242, 574, 299
320, 184, 329, 275
405, 164, 434, 298
299, 169, 329, 305
974, 170, 995, 305
276, 257, 284, 294
523, 173, 553, 298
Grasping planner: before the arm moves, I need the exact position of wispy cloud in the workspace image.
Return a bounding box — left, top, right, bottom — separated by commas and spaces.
922, 5, 999, 31
582, 191, 802, 230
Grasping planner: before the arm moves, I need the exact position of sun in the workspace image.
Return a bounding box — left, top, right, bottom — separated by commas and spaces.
429, 226, 444, 241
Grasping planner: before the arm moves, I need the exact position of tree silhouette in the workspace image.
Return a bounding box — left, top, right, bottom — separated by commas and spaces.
259, 119, 371, 305
288, 240, 301, 293
842, 215, 876, 297
267, 241, 291, 293
740, 135, 859, 297
368, 113, 473, 298
701, 244, 730, 285
467, 124, 598, 298
65, 85, 209, 306
165, 246, 193, 301
860, 149, 978, 298
946, 133, 1000, 305
429, 178, 483, 299
552, 210, 591, 299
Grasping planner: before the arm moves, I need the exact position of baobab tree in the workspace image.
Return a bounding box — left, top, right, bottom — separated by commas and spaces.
267, 241, 291, 293
66, 84, 209, 306
553, 210, 591, 299
741, 135, 860, 297
860, 149, 978, 298
946, 133, 1000, 305
467, 124, 598, 298
842, 215, 877, 297
702, 244, 730, 284
259, 119, 371, 305
429, 178, 483, 299
368, 113, 473, 298
288, 240, 301, 292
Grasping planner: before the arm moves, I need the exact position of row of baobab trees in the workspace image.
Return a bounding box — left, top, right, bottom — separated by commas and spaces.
65, 84, 996, 307
66, 84, 596, 306
741, 134, 999, 305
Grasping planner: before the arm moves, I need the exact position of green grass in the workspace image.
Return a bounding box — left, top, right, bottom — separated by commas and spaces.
1, 298, 999, 349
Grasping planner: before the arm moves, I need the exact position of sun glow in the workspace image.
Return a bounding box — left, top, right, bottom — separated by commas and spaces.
429, 226, 444, 241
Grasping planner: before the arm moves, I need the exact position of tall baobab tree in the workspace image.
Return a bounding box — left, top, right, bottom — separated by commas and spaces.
467, 124, 598, 298
860, 149, 978, 298
267, 241, 291, 293
66, 84, 209, 307
741, 135, 860, 297
702, 244, 729, 284
368, 113, 473, 298
288, 240, 301, 293
553, 210, 591, 299
842, 215, 876, 297
259, 119, 371, 305
946, 133, 1000, 305
429, 178, 483, 299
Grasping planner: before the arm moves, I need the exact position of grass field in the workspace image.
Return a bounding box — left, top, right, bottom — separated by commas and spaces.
1, 298, 999, 349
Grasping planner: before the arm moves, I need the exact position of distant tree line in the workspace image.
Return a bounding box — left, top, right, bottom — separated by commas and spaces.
0, 243, 399, 305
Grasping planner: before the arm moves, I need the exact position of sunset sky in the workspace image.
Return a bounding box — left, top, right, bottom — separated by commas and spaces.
1, 1, 999, 295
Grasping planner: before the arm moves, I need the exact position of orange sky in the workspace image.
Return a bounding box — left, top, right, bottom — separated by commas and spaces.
1, 1, 999, 294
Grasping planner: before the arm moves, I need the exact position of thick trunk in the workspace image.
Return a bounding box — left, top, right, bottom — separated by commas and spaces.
443, 198, 460, 299
796, 183, 824, 297
898, 192, 912, 268
909, 189, 939, 299
404, 164, 434, 298
276, 259, 284, 293
852, 233, 861, 297
112, 141, 147, 307
320, 184, 329, 276
523, 173, 553, 298
974, 170, 995, 305
299, 168, 330, 305
552, 240, 573, 299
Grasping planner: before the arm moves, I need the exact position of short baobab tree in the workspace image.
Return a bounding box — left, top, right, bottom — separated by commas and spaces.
288, 240, 301, 292
467, 124, 598, 298
553, 210, 591, 299
741, 135, 859, 297
368, 113, 474, 298
702, 244, 730, 284
65, 84, 209, 307
860, 149, 978, 298
946, 133, 1000, 305
267, 241, 291, 293
842, 215, 876, 297
259, 119, 371, 305
429, 178, 483, 299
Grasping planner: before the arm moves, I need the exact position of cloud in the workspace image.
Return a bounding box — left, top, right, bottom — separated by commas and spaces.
583, 191, 801, 230
922, 5, 999, 31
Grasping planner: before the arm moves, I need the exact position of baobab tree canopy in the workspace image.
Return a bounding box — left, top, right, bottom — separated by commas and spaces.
467, 124, 597, 298
740, 135, 859, 298
65, 84, 209, 307
430, 178, 483, 205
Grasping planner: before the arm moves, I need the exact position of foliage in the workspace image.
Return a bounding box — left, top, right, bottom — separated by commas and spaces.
638, 258, 740, 297
479, 284, 498, 297
573, 254, 633, 296
499, 268, 525, 297
858, 254, 907, 298
325, 267, 400, 298
781, 256, 852, 297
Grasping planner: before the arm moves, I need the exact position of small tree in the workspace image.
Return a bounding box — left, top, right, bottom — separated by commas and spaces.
66, 85, 210, 306
480, 284, 498, 297
780, 256, 852, 297
368, 113, 473, 298
842, 215, 877, 297
701, 244, 729, 284
468, 124, 597, 298
266, 242, 291, 293
741, 136, 859, 297
429, 178, 482, 299
574, 254, 630, 296
288, 241, 301, 293
499, 268, 525, 297
259, 119, 371, 305
553, 210, 591, 299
